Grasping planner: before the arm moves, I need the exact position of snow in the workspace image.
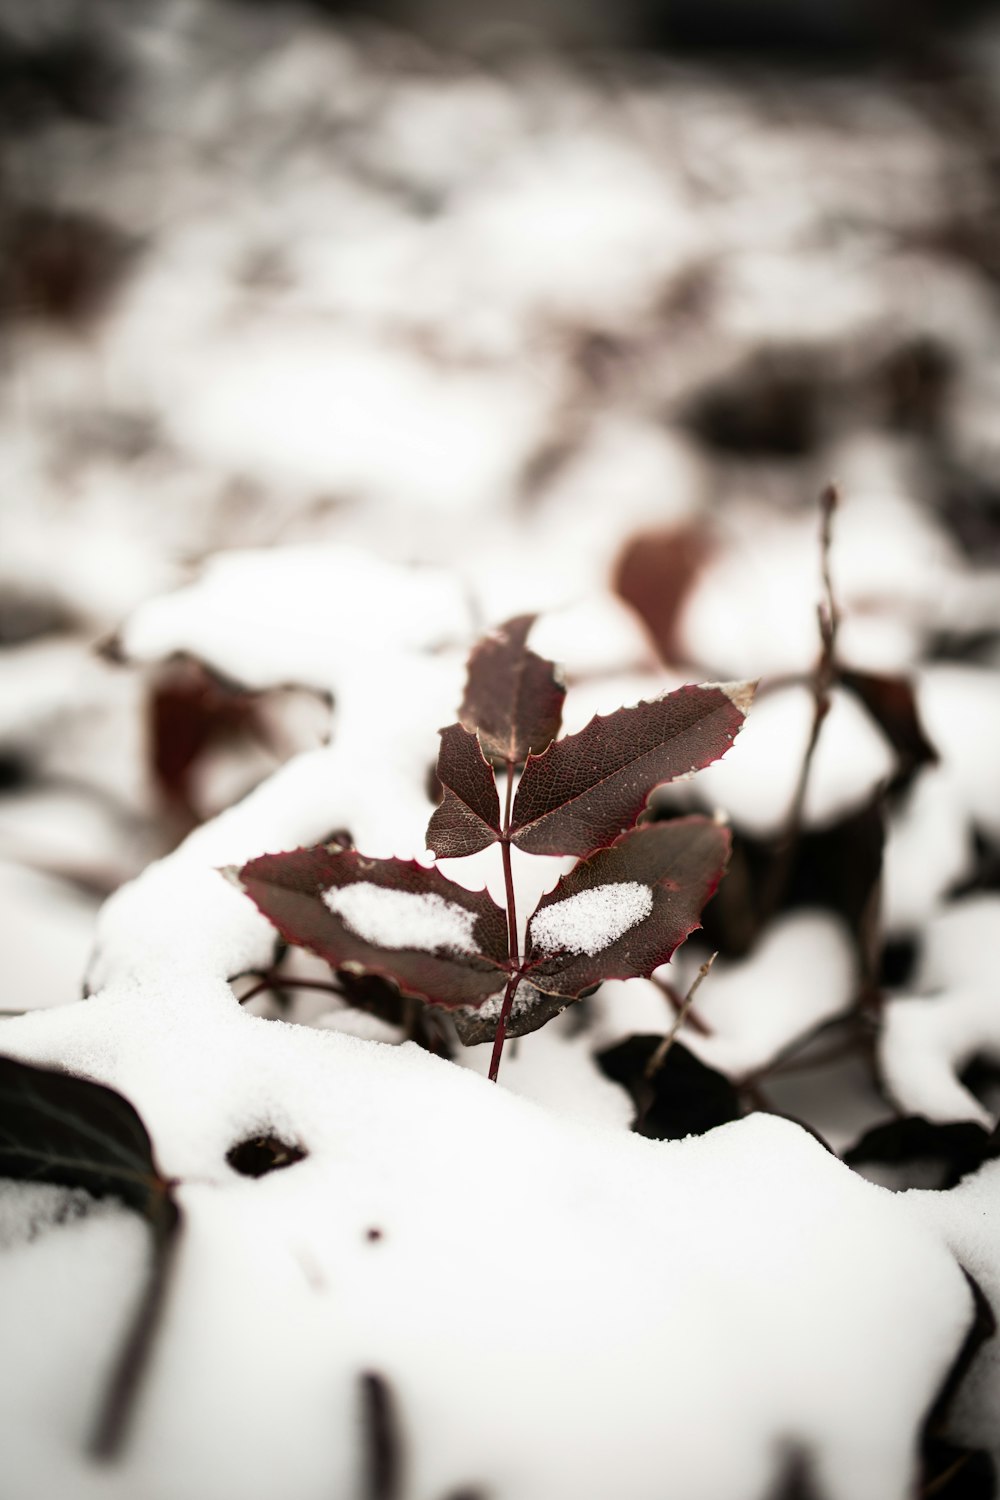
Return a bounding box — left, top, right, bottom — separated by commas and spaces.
917, 665, 1000, 842
880, 987, 1000, 1128
0, 542, 976, 1497
0, 862, 99, 1014
529, 882, 653, 956
0, 988, 974, 1500
694, 683, 895, 837
120, 545, 471, 695
879, 896, 1000, 1126
881, 766, 974, 936
321, 884, 477, 954
596, 912, 858, 1081
907, 1160, 1000, 1471
6, 10, 1000, 1496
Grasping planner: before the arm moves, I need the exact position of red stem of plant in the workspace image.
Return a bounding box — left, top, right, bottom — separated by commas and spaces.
489, 759, 519, 1083
237, 974, 346, 1005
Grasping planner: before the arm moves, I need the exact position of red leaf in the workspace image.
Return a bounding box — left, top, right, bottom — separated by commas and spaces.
613, 520, 716, 665
233, 847, 509, 1009
460, 614, 565, 766
450, 981, 567, 1045
839, 669, 938, 783
524, 817, 731, 997
510, 682, 754, 856
425, 723, 502, 858
150, 660, 262, 820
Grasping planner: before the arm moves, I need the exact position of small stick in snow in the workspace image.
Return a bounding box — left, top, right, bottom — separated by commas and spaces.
786, 481, 840, 845
359, 1371, 404, 1500
762, 483, 841, 917
644, 952, 718, 1080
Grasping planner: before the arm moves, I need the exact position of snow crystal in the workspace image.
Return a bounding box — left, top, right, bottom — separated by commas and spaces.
321, 883, 477, 952
529, 882, 652, 956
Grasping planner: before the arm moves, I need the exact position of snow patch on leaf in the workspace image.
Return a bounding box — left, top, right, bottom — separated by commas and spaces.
321, 883, 478, 954
528, 882, 653, 957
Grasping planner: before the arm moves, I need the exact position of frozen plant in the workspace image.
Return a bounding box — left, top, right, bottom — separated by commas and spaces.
230, 617, 754, 1078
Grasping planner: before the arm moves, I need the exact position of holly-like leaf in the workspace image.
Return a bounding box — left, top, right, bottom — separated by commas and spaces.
233, 847, 509, 1009
460, 614, 565, 767
510, 682, 753, 856
0, 1055, 180, 1459
524, 817, 731, 998
426, 723, 501, 858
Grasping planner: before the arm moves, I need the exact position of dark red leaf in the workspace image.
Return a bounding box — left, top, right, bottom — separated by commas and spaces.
613, 520, 716, 665
510, 682, 753, 856
425, 723, 501, 858
460, 615, 565, 766
839, 669, 938, 785
150, 660, 262, 821
451, 980, 567, 1045
233, 847, 509, 1009
0, 1055, 180, 1459
524, 817, 731, 997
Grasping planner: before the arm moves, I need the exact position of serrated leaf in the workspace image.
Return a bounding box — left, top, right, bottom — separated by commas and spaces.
235, 847, 509, 1009
426, 723, 501, 857
460, 614, 565, 766
510, 682, 753, 856
524, 817, 731, 997
0, 1055, 180, 1459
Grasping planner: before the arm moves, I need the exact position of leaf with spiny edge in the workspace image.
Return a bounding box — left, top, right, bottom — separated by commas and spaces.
510, 682, 755, 857
426, 723, 502, 858
460, 614, 565, 767
523, 817, 731, 998
231, 846, 509, 1009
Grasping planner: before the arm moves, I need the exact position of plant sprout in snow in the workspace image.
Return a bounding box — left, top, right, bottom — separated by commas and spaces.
232, 616, 754, 1079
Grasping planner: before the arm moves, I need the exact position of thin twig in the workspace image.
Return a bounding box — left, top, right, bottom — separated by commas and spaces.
921, 1452, 972, 1499
235, 974, 347, 1006
651, 974, 713, 1035
785, 482, 841, 844
760, 483, 841, 918
644, 953, 718, 1080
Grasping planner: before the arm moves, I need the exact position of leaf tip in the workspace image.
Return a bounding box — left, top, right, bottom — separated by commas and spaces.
711, 679, 758, 716
217, 864, 246, 892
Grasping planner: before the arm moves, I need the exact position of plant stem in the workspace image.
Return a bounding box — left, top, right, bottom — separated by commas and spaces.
644, 952, 718, 1080
236, 974, 346, 1006
784, 483, 840, 838
761, 483, 841, 919
488, 972, 520, 1082
490, 759, 519, 1083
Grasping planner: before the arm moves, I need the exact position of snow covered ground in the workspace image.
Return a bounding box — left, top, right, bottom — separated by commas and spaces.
3, 3, 1000, 1496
